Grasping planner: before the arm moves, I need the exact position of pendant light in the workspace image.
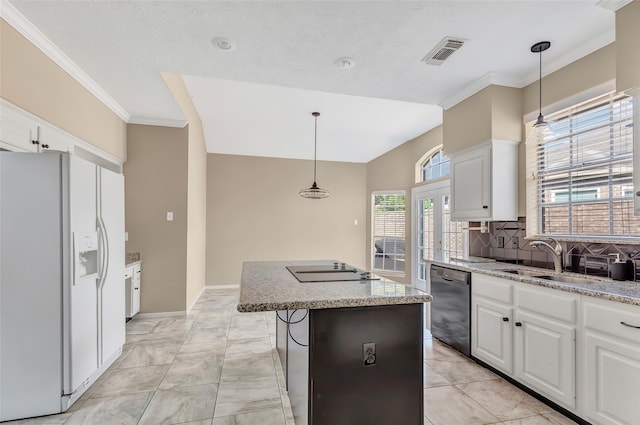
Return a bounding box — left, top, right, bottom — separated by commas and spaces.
299, 112, 330, 199
526, 41, 555, 145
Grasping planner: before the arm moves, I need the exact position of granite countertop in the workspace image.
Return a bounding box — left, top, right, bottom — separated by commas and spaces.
237, 260, 432, 313
430, 260, 640, 306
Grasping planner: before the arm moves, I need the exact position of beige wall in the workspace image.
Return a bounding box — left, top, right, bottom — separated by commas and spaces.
616, 0, 640, 94
443, 85, 523, 155
522, 43, 616, 117
124, 124, 188, 313
162, 74, 207, 309
206, 154, 367, 285
0, 19, 126, 160
443, 87, 493, 155
366, 126, 443, 283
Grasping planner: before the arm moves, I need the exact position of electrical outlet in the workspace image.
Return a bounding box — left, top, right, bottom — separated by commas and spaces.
512, 236, 519, 248
497, 236, 504, 248
363, 342, 376, 367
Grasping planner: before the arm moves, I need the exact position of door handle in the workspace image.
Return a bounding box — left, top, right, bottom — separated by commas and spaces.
515, 322, 522, 327
621, 321, 640, 329
502, 317, 509, 322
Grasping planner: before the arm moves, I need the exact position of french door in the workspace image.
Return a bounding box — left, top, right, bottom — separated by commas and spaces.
411, 181, 467, 328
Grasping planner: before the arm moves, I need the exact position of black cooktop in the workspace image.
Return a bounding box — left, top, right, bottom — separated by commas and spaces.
287, 263, 380, 283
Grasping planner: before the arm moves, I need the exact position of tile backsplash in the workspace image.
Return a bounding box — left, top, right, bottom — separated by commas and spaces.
469, 217, 640, 280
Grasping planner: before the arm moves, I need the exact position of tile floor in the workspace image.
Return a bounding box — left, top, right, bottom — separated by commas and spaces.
6, 287, 578, 425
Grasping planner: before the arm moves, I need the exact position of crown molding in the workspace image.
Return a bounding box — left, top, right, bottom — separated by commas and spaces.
440, 72, 525, 110
441, 27, 615, 111
1, 0, 131, 122
128, 115, 187, 128
596, 0, 633, 11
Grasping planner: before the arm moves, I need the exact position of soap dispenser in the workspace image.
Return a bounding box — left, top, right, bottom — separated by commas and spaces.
609, 253, 626, 281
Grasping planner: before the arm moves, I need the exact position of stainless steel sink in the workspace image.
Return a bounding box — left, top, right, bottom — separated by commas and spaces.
536, 275, 605, 285
501, 269, 547, 277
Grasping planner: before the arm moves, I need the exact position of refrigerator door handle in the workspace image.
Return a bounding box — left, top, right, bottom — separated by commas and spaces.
97, 218, 109, 290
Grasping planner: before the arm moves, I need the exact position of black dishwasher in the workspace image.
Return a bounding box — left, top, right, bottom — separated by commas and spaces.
430, 265, 471, 356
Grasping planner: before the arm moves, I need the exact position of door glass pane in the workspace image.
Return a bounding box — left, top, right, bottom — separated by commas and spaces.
442, 195, 466, 261
418, 197, 435, 280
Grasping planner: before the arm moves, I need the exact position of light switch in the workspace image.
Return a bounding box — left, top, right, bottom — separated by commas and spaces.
167, 212, 174, 221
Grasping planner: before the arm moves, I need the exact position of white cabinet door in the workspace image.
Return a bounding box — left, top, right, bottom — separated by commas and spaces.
582, 297, 640, 425
451, 145, 491, 221
584, 332, 640, 425
132, 265, 141, 316
38, 124, 72, 153
514, 310, 576, 409
472, 297, 513, 374
0, 102, 38, 152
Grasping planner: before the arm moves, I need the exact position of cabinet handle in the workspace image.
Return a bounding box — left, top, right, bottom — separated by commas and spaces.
31, 140, 39, 145
502, 317, 509, 322
621, 321, 640, 329
41, 144, 49, 149
482, 205, 488, 209
136, 271, 141, 273
515, 322, 522, 327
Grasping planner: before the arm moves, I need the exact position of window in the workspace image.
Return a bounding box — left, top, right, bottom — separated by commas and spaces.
526, 93, 638, 238
372, 192, 405, 273
416, 146, 449, 183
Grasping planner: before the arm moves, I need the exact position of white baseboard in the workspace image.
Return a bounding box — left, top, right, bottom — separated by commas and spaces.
186, 285, 207, 314
205, 284, 240, 289
134, 311, 186, 319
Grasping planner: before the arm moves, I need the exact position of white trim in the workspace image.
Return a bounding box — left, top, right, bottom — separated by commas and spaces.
523, 80, 616, 123
0, 1, 130, 122
441, 32, 615, 111
128, 115, 187, 129
134, 311, 186, 319
596, 0, 633, 11
186, 285, 207, 314
205, 284, 240, 289
440, 72, 525, 110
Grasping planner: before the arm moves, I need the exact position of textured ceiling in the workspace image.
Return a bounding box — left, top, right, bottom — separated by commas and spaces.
5, 1, 618, 162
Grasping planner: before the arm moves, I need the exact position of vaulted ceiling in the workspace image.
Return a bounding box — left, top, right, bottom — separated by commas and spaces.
5, 1, 622, 162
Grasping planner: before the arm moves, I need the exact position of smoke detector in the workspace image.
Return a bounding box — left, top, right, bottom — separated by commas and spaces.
422, 37, 467, 66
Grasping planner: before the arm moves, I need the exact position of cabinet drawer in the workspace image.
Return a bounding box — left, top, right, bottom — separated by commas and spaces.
514, 284, 577, 324
472, 273, 512, 304
583, 297, 640, 343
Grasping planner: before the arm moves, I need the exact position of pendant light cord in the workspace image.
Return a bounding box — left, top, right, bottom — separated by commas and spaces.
539, 48, 542, 116
313, 113, 318, 183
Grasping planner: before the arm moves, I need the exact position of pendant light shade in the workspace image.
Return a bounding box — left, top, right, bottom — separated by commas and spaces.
299, 112, 330, 199
526, 41, 555, 146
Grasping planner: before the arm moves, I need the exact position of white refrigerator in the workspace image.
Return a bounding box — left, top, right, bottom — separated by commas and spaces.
0, 151, 125, 421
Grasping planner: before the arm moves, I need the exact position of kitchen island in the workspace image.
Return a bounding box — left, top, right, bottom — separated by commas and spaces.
238, 260, 432, 425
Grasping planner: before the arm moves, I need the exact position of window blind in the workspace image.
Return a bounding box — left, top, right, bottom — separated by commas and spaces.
526, 93, 637, 238
372, 192, 406, 273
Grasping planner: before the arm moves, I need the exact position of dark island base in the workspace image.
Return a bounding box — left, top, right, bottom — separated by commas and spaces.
277, 303, 424, 425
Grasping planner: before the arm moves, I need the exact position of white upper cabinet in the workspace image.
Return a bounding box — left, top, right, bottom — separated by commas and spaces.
0, 100, 71, 154
450, 140, 519, 221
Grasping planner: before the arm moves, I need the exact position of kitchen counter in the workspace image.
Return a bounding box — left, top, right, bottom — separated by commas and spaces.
238, 260, 431, 312
429, 259, 640, 306
241, 260, 427, 424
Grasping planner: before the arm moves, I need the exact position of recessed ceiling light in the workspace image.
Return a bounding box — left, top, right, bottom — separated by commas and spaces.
334, 57, 355, 70
211, 37, 235, 51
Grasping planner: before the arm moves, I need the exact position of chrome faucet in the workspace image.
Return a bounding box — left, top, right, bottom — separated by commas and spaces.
530, 238, 564, 273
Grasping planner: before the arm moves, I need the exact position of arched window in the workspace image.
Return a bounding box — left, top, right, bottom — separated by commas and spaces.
415, 146, 450, 183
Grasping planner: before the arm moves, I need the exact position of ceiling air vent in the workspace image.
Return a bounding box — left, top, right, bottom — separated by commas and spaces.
422, 37, 467, 66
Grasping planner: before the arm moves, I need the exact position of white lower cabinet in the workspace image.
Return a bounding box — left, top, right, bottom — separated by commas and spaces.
582, 297, 640, 425
472, 274, 513, 374
514, 285, 577, 410
513, 310, 576, 409
125, 263, 141, 318
472, 273, 578, 412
